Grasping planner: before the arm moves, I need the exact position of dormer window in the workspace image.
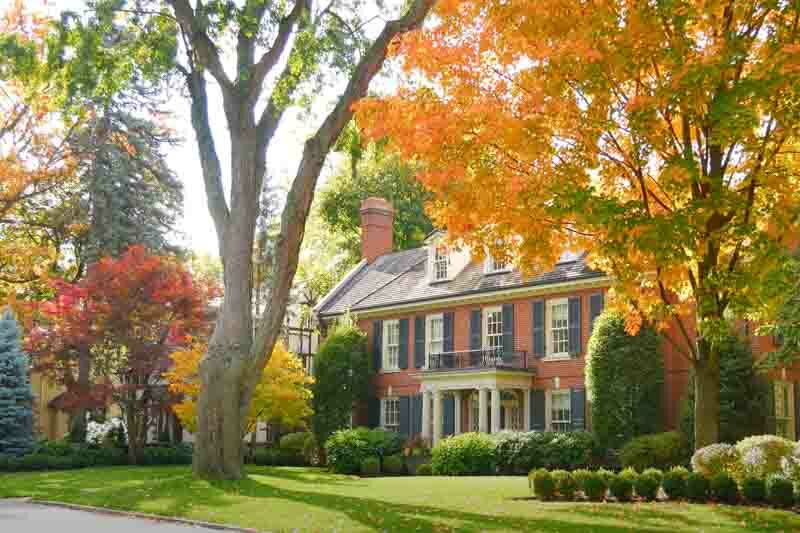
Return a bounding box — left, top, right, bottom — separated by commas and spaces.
485, 255, 511, 274
433, 246, 449, 281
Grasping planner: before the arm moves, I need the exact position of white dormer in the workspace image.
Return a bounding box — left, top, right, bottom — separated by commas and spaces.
426, 232, 471, 283
484, 254, 512, 275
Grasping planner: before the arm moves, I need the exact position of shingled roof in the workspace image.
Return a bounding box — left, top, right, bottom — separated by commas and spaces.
316, 247, 605, 317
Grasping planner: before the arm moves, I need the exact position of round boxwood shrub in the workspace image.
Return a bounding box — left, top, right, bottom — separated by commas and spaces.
619, 431, 689, 472
686, 472, 710, 502
741, 476, 766, 504
431, 433, 496, 476
691, 443, 739, 478
766, 475, 795, 508
551, 470, 577, 501
571, 468, 592, 492
609, 472, 634, 502
383, 454, 406, 476
737, 435, 794, 481
360, 456, 380, 477
416, 463, 432, 476
531, 469, 556, 501
709, 472, 739, 504
582, 471, 608, 502
662, 466, 689, 500
325, 428, 371, 474
596, 467, 615, 487
635, 470, 661, 501
642, 468, 664, 485
585, 312, 664, 452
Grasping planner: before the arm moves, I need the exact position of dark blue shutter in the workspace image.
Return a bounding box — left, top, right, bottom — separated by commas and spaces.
414, 316, 425, 368
399, 396, 411, 437
443, 312, 454, 352
443, 395, 455, 436
589, 293, 604, 334
500, 405, 506, 429
411, 394, 423, 436
568, 297, 582, 357
372, 321, 383, 372
532, 300, 545, 357
502, 303, 514, 362
570, 388, 586, 431
398, 318, 409, 369
531, 390, 545, 431
368, 397, 380, 428
470, 309, 482, 350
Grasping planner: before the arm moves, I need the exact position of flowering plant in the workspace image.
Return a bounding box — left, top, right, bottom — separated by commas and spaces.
86, 417, 127, 447
691, 443, 739, 477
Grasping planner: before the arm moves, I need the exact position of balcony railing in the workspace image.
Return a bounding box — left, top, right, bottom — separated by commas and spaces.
427, 348, 531, 371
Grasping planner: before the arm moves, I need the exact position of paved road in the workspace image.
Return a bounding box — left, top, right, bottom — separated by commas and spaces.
0, 499, 233, 532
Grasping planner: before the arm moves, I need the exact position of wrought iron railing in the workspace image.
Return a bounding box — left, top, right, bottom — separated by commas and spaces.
427, 348, 531, 371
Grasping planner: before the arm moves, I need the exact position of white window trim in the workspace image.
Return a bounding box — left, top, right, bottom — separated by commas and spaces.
431, 245, 450, 282
484, 255, 512, 275
380, 397, 400, 432
483, 305, 503, 352
382, 320, 400, 372
546, 389, 572, 432
426, 313, 444, 368
545, 298, 571, 360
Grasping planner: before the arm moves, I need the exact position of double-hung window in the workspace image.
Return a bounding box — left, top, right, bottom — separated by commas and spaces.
427, 314, 444, 367
433, 246, 448, 281
774, 381, 795, 440
550, 390, 571, 432
381, 397, 400, 432
484, 306, 503, 354
485, 256, 510, 274
548, 298, 570, 357
382, 320, 400, 371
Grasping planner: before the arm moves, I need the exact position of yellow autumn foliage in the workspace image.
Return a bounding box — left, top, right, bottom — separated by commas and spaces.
165, 341, 313, 434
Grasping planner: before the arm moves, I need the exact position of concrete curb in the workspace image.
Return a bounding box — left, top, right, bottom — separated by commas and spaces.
26, 498, 263, 532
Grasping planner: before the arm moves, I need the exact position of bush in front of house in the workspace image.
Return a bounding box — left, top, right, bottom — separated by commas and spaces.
493, 431, 596, 474
686, 472, 710, 502
596, 467, 615, 487
383, 454, 406, 475
324, 427, 403, 475
279, 432, 316, 466
141, 444, 193, 466
691, 443, 740, 478
571, 468, 592, 492
360, 456, 380, 477
766, 475, 795, 508
661, 466, 689, 500
609, 469, 636, 502
741, 476, 767, 504
415, 463, 432, 476
737, 435, 795, 481
634, 469, 662, 501
585, 312, 664, 452
619, 431, 689, 472
431, 432, 496, 476
530, 468, 556, 501
709, 472, 739, 504
582, 471, 608, 501
551, 470, 577, 500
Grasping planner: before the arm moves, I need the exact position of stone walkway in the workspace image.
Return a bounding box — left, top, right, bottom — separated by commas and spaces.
0, 499, 241, 532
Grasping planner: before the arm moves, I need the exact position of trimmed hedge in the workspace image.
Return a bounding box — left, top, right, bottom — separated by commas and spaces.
766, 475, 794, 508
551, 470, 577, 500
619, 432, 689, 471
279, 432, 316, 466
662, 466, 689, 500
530, 469, 556, 501
324, 427, 403, 475
415, 463, 432, 476
0, 442, 189, 472
741, 476, 766, 503
383, 454, 406, 475
635, 470, 661, 501
709, 472, 739, 505
582, 472, 607, 501
431, 433, 496, 476
493, 431, 596, 474
609, 470, 635, 502
686, 472, 710, 502
360, 456, 380, 477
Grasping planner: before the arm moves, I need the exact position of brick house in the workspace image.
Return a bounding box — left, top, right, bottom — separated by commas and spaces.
314, 197, 798, 445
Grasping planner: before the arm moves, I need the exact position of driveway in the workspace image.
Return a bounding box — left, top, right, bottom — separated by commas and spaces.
0, 499, 243, 532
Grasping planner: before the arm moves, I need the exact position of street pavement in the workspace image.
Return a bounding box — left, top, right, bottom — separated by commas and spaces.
0, 499, 235, 532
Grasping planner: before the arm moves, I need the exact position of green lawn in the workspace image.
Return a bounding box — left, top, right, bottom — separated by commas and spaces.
1, 466, 799, 532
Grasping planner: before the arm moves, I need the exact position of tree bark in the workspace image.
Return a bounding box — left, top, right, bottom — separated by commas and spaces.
69, 349, 91, 443
693, 339, 721, 448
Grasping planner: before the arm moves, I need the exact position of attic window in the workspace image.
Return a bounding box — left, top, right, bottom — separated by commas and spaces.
433, 246, 449, 281
485, 255, 510, 274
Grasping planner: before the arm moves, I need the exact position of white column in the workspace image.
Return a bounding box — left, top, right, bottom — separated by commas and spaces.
433, 389, 443, 445
491, 387, 501, 433
523, 389, 532, 431
421, 390, 432, 442
453, 390, 462, 435
478, 388, 489, 433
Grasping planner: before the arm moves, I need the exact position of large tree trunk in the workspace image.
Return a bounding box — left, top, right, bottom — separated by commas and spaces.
693, 338, 721, 448
69, 349, 91, 443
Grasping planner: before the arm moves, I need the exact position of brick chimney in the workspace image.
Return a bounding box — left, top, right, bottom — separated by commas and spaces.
360, 197, 394, 263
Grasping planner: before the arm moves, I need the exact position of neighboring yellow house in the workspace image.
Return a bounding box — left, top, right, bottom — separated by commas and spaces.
29, 371, 70, 441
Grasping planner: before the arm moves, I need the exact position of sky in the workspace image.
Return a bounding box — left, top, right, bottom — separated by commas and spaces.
11, 0, 372, 258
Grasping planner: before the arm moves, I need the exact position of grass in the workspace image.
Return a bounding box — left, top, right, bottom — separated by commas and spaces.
1, 466, 799, 533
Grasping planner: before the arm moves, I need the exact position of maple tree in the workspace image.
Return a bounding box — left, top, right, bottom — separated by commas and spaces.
29, 246, 214, 462
358, 0, 800, 447
166, 341, 312, 435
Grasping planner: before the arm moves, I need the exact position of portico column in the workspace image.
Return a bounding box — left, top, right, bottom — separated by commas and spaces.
523, 389, 532, 431
491, 387, 501, 433
421, 390, 432, 442
433, 389, 443, 444
453, 390, 462, 435
478, 388, 489, 433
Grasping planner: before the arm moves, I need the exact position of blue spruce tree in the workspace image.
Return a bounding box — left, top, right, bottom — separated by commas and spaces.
0, 309, 34, 457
